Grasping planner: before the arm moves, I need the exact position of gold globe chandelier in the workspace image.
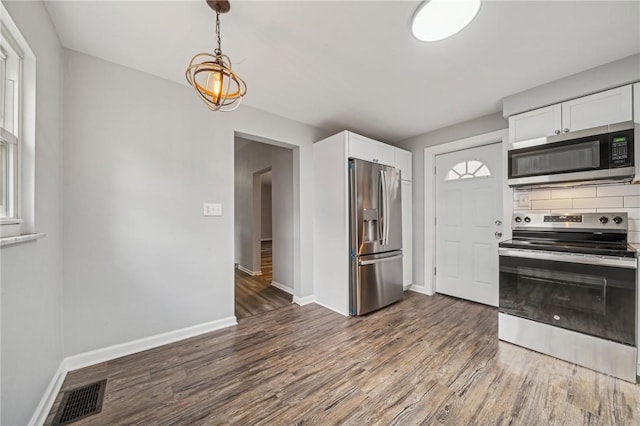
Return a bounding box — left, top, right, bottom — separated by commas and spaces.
186, 0, 247, 112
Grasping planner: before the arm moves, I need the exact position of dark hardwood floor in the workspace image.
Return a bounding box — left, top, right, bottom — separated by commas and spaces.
45, 292, 639, 425
235, 241, 290, 320
259, 240, 272, 283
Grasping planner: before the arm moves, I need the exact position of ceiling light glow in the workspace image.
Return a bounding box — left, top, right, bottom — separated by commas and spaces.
411, 0, 481, 42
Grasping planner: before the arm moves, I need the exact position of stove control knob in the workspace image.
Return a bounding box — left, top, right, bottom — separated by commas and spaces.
613, 216, 623, 224
524, 216, 531, 223
599, 216, 609, 224
514, 216, 522, 223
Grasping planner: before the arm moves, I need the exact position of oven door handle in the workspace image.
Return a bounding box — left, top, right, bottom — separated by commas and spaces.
499, 248, 637, 269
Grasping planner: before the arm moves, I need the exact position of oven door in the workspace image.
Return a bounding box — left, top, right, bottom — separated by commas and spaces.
499, 249, 637, 346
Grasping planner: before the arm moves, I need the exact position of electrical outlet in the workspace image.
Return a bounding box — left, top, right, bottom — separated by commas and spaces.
517, 193, 530, 208
203, 202, 222, 216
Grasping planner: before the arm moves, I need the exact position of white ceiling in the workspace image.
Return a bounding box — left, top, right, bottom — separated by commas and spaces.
44, 0, 640, 142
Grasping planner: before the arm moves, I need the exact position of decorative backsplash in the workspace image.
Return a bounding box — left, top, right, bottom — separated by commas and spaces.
513, 183, 640, 243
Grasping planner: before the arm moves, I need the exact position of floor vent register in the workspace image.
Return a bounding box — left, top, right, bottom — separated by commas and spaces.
52, 379, 107, 425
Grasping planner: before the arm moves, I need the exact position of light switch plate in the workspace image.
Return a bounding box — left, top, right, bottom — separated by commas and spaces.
204, 202, 222, 216
518, 193, 530, 207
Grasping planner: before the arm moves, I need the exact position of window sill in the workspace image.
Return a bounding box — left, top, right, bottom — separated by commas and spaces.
0, 232, 45, 247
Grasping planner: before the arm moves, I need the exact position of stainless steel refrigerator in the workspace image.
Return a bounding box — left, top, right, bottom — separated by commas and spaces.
349, 158, 403, 315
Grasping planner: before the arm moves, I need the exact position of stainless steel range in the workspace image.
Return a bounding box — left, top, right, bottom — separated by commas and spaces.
498, 212, 638, 382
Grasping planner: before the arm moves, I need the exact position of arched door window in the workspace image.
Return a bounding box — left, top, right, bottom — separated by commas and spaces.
445, 160, 491, 181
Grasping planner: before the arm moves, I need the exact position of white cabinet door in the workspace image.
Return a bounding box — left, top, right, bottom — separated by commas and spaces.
401, 180, 412, 287
395, 148, 412, 182
509, 104, 562, 143
376, 143, 396, 167
562, 85, 633, 133
347, 133, 395, 166
347, 133, 376, 163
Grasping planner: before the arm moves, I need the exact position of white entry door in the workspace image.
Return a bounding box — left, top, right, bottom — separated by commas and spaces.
435, 143, 503, 306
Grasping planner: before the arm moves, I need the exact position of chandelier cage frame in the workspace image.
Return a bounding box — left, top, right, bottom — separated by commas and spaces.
185, 0, 247, 112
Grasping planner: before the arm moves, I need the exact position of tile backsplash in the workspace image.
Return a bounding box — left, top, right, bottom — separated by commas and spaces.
513, 183, 640, 243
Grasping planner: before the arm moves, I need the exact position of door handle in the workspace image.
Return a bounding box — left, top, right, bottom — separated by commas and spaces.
495, 220, 502, 226
495, 231, 502, 238
359, 254, 403, 266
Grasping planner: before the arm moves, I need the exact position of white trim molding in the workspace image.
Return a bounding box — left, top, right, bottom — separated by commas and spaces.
65, 316, 237, 372
28, 362, 66, 426
292, 295, 315, 306
423, 129, 510, 295
408, 285, 430, 295
271, 281, 294, 295
237, 265, 262, 276
29, 316, 237, 425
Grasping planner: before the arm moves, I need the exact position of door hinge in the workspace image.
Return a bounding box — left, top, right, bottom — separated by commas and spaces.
434, 167, 436, 175
434, 267, 436, 276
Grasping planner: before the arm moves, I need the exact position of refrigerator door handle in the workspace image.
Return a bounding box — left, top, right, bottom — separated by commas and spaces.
384, 171, 390, 245
358, 254, 403, 266
379, 170, 389, 245
378, 170, 384, 245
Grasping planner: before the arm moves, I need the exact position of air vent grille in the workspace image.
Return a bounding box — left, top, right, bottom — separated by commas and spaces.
53, 379, 107, 425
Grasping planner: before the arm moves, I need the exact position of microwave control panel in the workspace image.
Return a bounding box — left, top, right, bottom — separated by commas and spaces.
610, 132, 633, 167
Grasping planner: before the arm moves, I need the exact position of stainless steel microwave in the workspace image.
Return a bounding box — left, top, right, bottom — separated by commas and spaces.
508, 121, 635, 188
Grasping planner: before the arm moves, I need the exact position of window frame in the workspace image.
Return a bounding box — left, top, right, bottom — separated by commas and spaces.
0, 2, 35, 240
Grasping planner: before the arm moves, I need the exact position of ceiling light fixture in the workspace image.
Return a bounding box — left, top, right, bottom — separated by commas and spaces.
186, 0, 247, 111
411, 0, 481, 42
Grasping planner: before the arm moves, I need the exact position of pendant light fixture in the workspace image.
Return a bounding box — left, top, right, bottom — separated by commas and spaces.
411, 0, 481, 42
186, 0, 247, 111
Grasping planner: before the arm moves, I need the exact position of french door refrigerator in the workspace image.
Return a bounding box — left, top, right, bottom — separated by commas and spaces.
349, 158, 403, 315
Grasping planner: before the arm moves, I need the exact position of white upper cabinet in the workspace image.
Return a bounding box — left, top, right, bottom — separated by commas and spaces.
394, 148, 412, 182
509, 104, 562, 143
509, 85, 633, 144
347, 133, 395, 167
561, 85, 632, 133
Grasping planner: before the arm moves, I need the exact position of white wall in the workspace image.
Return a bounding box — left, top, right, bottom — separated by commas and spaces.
63, 50, 324, 357
395, 112, 508, 289
0, 1, 64, 425
503, 54, 640, 117
261, 176, 272, 240
234, 139, 293, 290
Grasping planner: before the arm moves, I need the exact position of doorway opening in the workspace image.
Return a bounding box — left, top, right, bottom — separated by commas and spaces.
234, 137, 294, 320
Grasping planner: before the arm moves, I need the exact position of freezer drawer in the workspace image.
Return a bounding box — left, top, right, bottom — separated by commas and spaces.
351, 251, 403, 315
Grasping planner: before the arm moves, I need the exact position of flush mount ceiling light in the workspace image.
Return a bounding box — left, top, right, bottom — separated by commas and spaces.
186, 0, 247, 111
411, 0, 481, 42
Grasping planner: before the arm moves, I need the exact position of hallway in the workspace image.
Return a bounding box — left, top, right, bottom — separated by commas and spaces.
235, 241, 290, 320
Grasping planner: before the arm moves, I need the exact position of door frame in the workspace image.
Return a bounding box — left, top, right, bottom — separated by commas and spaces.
234, 131, 308, 304
423, 129, 510, 295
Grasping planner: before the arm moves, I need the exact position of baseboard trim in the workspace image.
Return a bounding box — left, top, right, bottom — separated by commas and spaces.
408, 284, 432, 295
313, 300, 349, 317
271, 281, 293, 295
237, 265, 262, 276
292, 295, 315, 306
28, 360, 67, 426
29, 316, 238, 425
65, 316, 237, 372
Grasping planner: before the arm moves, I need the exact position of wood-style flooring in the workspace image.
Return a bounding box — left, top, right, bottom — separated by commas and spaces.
235, 241, 290, 320
45, 292, 639, 425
